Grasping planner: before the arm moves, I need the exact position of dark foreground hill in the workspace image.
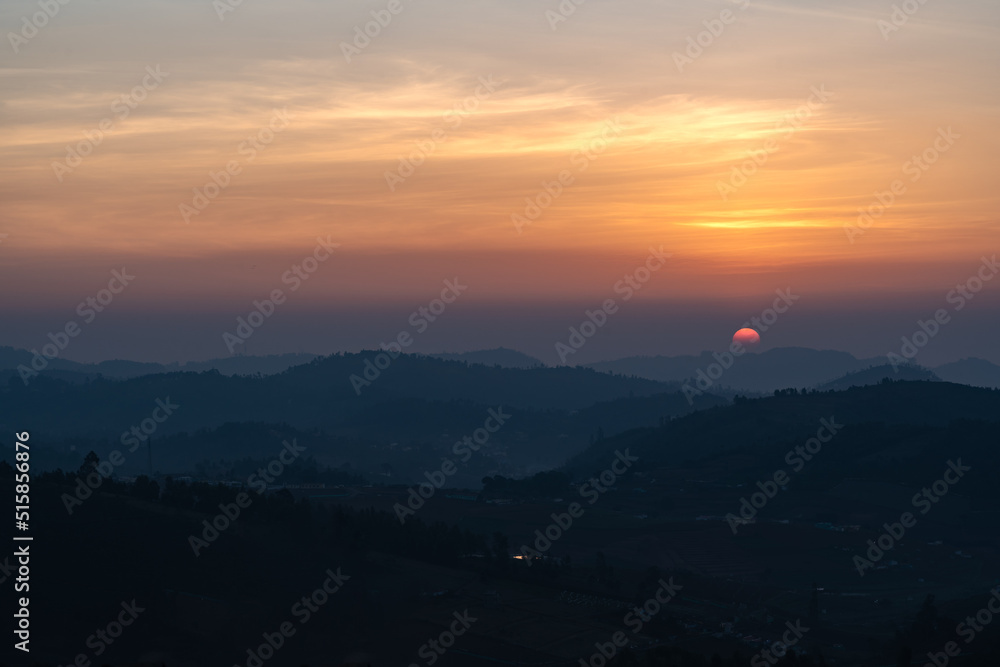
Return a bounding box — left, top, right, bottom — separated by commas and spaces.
8, 380, 1000, 667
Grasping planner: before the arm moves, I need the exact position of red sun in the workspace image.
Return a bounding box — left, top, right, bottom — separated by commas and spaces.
732, 328, 761, 347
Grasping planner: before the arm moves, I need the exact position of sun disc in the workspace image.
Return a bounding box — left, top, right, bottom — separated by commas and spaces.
732, 328, 761, 346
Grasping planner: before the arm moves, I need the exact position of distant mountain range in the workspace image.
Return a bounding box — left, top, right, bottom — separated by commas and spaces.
934, 357, 1000, 388
4, 340, 999, 487
585, 347, 1000, 393
0, 346, 548, 379
0, 351, 721, 481
2, 344, 998, 393
0, 346, 318, 379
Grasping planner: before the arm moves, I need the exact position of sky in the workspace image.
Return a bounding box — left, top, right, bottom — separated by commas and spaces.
1, 0, 998, 365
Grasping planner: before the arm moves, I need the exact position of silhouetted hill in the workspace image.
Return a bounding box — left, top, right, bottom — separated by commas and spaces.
159, 352, 318, 376
815, 363, 940, 391
92, 358, 167, 376
935, 357, 1000, 388
13, 380, 1000, 667
587, 347, 1000, 394
9, 377, 1000, 667
271, 352, 682, 412
567, 380, 1000, 472
0, 352, 723, 480
572, 391, 728, 435
0, 345, 317, 379
24, 389, 728, 483
0, 345, 92, 373
428, 347, 544, 368
587, 347, 882, 392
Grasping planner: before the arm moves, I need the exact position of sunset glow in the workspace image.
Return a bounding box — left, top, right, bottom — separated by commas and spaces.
1, 0, 998, 363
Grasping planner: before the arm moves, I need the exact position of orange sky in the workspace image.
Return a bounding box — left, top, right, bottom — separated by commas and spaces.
1, 0, 998, 361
